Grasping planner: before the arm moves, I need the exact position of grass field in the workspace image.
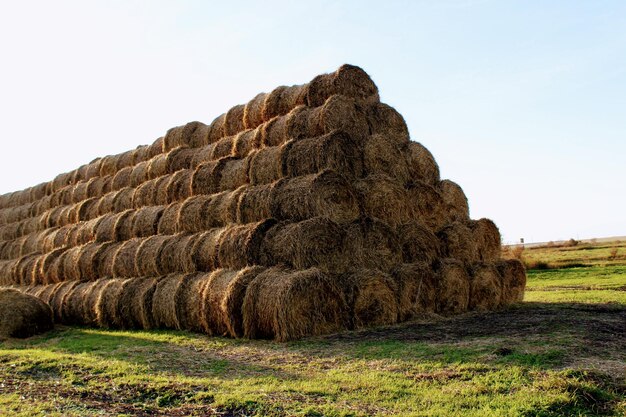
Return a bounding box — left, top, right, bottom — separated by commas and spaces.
1, 241, 625, 416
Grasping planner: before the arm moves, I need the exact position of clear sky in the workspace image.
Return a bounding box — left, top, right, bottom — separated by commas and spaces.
0, 0, 624, 243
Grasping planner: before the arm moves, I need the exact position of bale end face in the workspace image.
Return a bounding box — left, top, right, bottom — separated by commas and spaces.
0, 288, 53, 338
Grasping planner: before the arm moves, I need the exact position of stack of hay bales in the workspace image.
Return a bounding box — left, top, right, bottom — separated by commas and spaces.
0, 64, 526, 341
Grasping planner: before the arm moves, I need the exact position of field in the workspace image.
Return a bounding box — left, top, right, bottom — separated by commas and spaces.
1, 241, 625, 416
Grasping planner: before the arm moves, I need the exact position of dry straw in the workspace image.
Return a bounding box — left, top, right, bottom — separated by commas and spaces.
0, 288, 53, 338
355, 174, 416, 228
151, 274, 184, 329
392, 263, 438, 319
396, 222, 441, 265
339, 269, 398, 330
222, 266, 266, 337
435, 258, 470, 314
439, 179, 470, 223
200, 269, 239, 336
497, 259, 526, 305
407, 142, 440, 186
469, 263, 502, 311
175, 272, 211, 333
343, 218, 403, 273
470, 219, 501, 262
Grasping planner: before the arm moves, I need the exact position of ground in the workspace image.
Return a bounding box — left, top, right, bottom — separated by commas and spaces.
1, 241, 625, 416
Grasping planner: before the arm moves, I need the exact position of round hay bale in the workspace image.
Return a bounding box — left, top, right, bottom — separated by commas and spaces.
0, 260, 17, 286
159, 233, 199, 274
151, 274, 184, 329
131, 206, 164, 238
269, 170, 360, 223
363, 134, 411, 184
95, 210, 133, 242
260, 114, 290, 148
216, 219, 276, 270
247, 147, 282, 186
60, 246, 82, 281
111, 188, 135, 213
112, 238, 142, 277
134, 144, 152, 164
407, 181, 447, 231
207, 113, 226, 144
165, 169, 193, 203
469, 263, 502, 312
435, 258, 470, 315
306, 64, 379, 107
191, 228, 225, 272
217, 157, 249, 192
111, 166, 133, 191
48, 281, 79, 323
157, 202, 183, 235
61, 281, 92, 325
232, 129, 261, 158
166, 147, 196, 173
243, 92, 268, 129
236, 183, 273, 224
496, 259, 526, 305
190, 160, 220, 196
0, 289, 53, 338
262, 84, 307, 122
147, 136, 165, 158
129, 161, 151, 187
408, 142, 440, 186
115, 277, 154, 329
75, 242, 108, 280
115, 150, 137, 171
203, 189, 242, 228
439, 180, 470, 223
199, 269, 239, 335
96, 242, 121, 278
41, 248, 71, 284
74, 217, 103, 246
355, 174, 416, 228
392, 263, 438, 319
339, 269, 399, 329
343, 218, 403, 273
260, 218, 344, 272
74, 197, 99, 222
14, 254, 40, 286
84, 158, 103, 181
222, 266, 266, 337
152, 175, 172, 206
243, 267, 348, 341
186, 121, 210, 148
52, 171, 73, 193
190, 142, 217, 168
95, 189, 118, 216
81, 279, 112, 325
210, 136, 236, 160
396, 222, 441, 266
85, 177, 105, 199
470, 218, 501, 262
35, 283, 57, 305
70, 181, 89, 204
178, 195, 211, 233
224, 104, 246, 137
174, 272, 211, 333
131, 276, 162, 329
162, 125, 185, 152
366, 103, 409, 147
95, 278, 129, 328
437, 221, 480, 265
99, 155, 118, 177
148, 153, 168, 179
135, 236, 169, 277
132, 178, 159, 208
282, 130, 364, 180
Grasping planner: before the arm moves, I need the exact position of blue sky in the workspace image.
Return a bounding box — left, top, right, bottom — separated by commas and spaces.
0, 0, 624, 243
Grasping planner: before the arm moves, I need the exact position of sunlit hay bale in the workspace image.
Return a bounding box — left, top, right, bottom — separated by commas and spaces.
20, 231, 44, 256
115, 149, 137, 171
468, 263, 502, 312
243, 267, 348, 341
114, 277, 155, 329
147, 136, 165, 158
216, 157, 249, 192
496, 259, 526, 305
132, 178, 159, 208
99, 155, 118, 177
407, 181, 447, 231
174, 272, 211, 332
0, 222, 21, 241
135, 235, 169, 277
61, 281, 92, 325
73, 217, 103, 247
206, 113, 226, 144
0, 260, 16, 286
221, 104, 245, 137
51, 171, 73, 193
129, 160, 150, 187
232, 129, 261, 158
243, 93, 267, 129
216, 219, 277, 270
437, 221, 479, 265
95, 278, 129, 328
222, 266, 266, 337
73, 197, 99, 223
71, 165, 88, 185
392, 263, 438, 319
95, 242, 121, 278
190, 160, 220, 195
0, 289, 53, 338
191, 228, 226, 272
14, 254, 41, 286
80, 279, 112, 325
469, 218, 501, 262
74, 242, 107, 280
151, 274, 184, 329
147, 153, 168, 180
355, 174, 416, 228
434, 258, 470, 315
23, 285, 45, 297
343, 218, 403, 273
247, 147, 282, 185
85, 177, 106, 200
37, 248, 65, 284
30, 182, 48, 202
43, 207, 63, 229
47, 249, 70, 284
111, 187, 135, 213
157, 202, 183, 235
261, 84, 307, 123
95, 210, 134, 243
439, 179, 470, 223
236, 183, 273, 224
407, 142, 440, 187
164, 147, 196, 174
306, 64, 379, 107
58, 206, 75, 227
112, 238, 142, 278
165, 169, 193, 204
32, 196, 53, 217
186, 121, 210, 148
199, 269, 238, 335
127, 276, 162, 329
70, 181, 89, 204
84, 158, 103, 181
177, 195, 211, 233
131, 206, 164, 238
48, 280, 79, 323
363, 134, 411, 184
134, 144, 151, 164
152, 175, 172, 206
396, 222, 441, 266
60, 246, 83, 281
338, 268, 398, 330
204, 188, 243, 228
269, 170, 360, 223
366, 103, 410, 148
159, 233, 199, 274
19, 217, 41, 237
260, 218, 344, 272
111, 166, 133, 191
95, 189, 118, 216
190, 142, 217, 168
260, 113, 292, 148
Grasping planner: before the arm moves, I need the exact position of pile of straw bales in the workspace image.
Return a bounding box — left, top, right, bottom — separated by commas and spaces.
0, 65, 526, 340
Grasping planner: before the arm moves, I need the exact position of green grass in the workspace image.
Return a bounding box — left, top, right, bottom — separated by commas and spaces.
1, 240, 625, 416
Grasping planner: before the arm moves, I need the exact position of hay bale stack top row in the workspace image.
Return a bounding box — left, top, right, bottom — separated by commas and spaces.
0, 64, 526, 340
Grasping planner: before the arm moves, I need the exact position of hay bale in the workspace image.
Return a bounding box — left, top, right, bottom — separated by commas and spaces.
60, 246, 82, 281
203, 189, 242, 228
343, 218, 403, 273
35, 283, 57, 305
269, 170, 359, 223
94, 210, 134, 242
190, 160, 220, 195
148, 153, 169, 179
95, 189, 118, 216
14, 254, 41, 286
366, 103, 409, 147
207, 113, 226, 144
363, 134, 411, 184
224, 104, 246, 137
74, 197, 99, 222
260, 114, 290, 147
200, 269, 239, 335
111, 187, 135, 213
112, 238, 142, 277
159, 233, 199, 274
132, 178, 159, 208
355, 174, 416, 228
115, 277, 154, 329
392, 263, 438, 319
186, 121, 210, 148
135, 236, 169, 277
134, 144, 152, 164
232, 129, 261, 158
61, 281, 92, 325
165, 169, 193, 203
147, 136, 165, 157
81, 279, 112, 325
282, 131, 364, 180
222, 266, 266, 337
99, 155, 118, 177
408, 142, 440, 186
191, 228, 225, 271
190, 142, 217, 168
339, 269, 399, 329
174, 272, 211, 332
95, 278, 129, 328
74, 217, 103, 247
0, 289, 53, 338
166, 147, 196, 173
75, 242, 109, 280
439, 180, 470, 223
437, 221, 480, 265
115, 210, 137, 242
151, 274, 184, 329
247, 147, 282, 185
236, 183, 273, 224
469, 263, 502, 312
496, 259, 526, 305
306, 64, 379, 107
131, 206, 164, 238
407, 181, 446, 231
435, 259, 470, 315
129, 161, 151, 187
70, 181, 89, 204
216, 157, 249, 192
115, 150, 137, 171
260, 218, 344, 272
243, 267, 348, 341
396, 222, 441, 265
111, 166, 133, 190
131, 276, 162, 329
152, 176, 172, 206
157, 202, 183, 235
243, 92, 268, 129
178, 195, 211, 233
39, 248, 68, 284
470, 218, 501, 261
262, 85, 307, 122
48, 281, 79, 323
96, 242, 121, 278
216, 219, 276, 270
0, 260, 17, 286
